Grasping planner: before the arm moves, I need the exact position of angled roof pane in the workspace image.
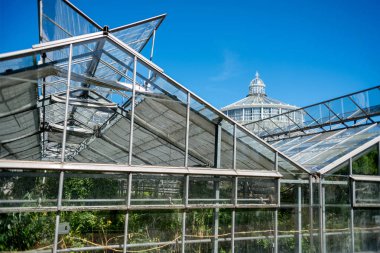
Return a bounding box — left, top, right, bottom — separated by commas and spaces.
110, 15, 165, 53
40, 0, 101, 43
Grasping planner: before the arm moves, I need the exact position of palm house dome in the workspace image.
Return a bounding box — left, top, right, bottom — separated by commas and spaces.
221, 72, 303, 128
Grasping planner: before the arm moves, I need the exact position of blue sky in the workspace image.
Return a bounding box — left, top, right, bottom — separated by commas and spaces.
1, 0, 380, 109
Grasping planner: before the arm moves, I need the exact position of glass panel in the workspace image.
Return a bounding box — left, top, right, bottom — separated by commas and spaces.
324, 176, 349, 205
325, 207, 351, 253
220, 120, 234, 169
280, 183, 309, 205
0, 212, 55, 251
219, 209, 232, 252
188, 98, 218, 168
62, 172, 129, 206
278, 154, 305, 179
0, 170, 59, 208
278, 208, 297, 253
131, 174, 183, 205
0, 54, 43, 162
235, 210, 275, 252
188, 176, 232, 205
355, 181, 380, 205
58, 211, 125, 250
128, 211, 181, 252
238, 177, 277, 205
302, 207, 320, 252
186, 209, 213, 252
354, 209, 380, 252
41, 0, 100, 43
111, 18, 163, 53
235, 128, 275, 171
0, 55, 35, 73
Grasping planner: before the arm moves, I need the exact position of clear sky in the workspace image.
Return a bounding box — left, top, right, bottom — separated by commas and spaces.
1, 0, 380, 109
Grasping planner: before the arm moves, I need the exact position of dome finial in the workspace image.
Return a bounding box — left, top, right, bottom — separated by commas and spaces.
248, 71, 266, 96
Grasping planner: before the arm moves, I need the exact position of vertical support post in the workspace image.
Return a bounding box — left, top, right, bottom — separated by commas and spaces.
309, 175, 314, 252
297, 185, 302, 253
378, 142, 380, 175
349, 158, 355, 253
38, 0, 43, 43
54, 44, 73, 253
53, 171, 65, 253
127, 173, 132, 207
123, 173, 132, 253
232, 176, 238, 252
322, 184, 326, 253
60, 44, 73, 162
231, 209, 235, 253
182, 211, 186, 253
214, 124, 222, 168
147, 29, 156, 87
274, 152, 279, 253
319, 177, 326, 253
41, 52, 47, 160
350, 200, 355, 253
123, 212, 129, 253
233, 124, 237, 171
234, 177, 238, 206
274, 209, 278, 253
184, 175, 189, 207
184, 93, 191, 168
128, 56, 137, 165
150, 29, 156, 62
182, 175, 188, 253
212, 123, 221, 253
213, 177, 220, 253
275, 152, 278, 171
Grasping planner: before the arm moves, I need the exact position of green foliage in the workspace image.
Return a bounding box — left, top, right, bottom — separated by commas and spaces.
352, 146, 379, 175
60, 211, 125, 248
63, 176, 120, 200
0, 212, 55, 250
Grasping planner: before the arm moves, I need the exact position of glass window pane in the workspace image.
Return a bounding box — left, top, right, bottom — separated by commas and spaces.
186, 209, 213, 252
188, 176, 232, 205
235, 210, 275, 252
131, 174, 184, 206
354, 209, 380, 252
62, 172, 129, 206
235, 128, 275, 171
355, 181, 380, 205
59, 211, 125, 250
128, 211, 182, 252
0, 170, 59, 208
238, 177, 277, 205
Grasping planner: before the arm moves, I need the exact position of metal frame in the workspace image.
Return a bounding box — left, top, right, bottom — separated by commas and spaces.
245, 85, 380, 141
0, 28, 308, 174
2, 2, 380, 253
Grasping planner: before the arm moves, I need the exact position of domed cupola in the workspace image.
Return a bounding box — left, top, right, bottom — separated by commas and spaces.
221, 71, 302, 127
249, 71, 266, 96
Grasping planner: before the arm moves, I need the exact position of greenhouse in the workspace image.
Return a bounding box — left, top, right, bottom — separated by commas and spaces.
0, 0, 379, 253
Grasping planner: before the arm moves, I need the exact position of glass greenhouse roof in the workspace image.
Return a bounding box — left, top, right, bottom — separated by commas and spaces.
245, 86, 380, 174
272, 123, 380, 173
0, 0, 308, 179
245, 86, 380, 141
